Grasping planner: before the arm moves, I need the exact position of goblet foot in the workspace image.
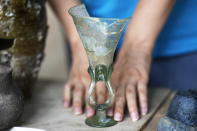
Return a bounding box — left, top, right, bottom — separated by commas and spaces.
85, 116, 117, 127
85, 110, 117, 127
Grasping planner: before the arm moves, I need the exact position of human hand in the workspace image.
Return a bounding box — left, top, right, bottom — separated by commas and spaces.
63, 40, 152, 122
110, 44, 152, 122
63, 42, 110, 118
63, 43, 97, 117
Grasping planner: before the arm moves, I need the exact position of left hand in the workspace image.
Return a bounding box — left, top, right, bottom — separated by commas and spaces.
107, 0, 176, 121
108, 43, 152, 122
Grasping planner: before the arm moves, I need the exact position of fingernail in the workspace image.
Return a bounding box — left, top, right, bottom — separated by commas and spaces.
63, 101, 69, 108
131, 112, 139, 122
114, 112, 122, 121
73, 107, 81, 115
107, 110, 113, 116
86, 109, 94, 117
141, 107, 148, 116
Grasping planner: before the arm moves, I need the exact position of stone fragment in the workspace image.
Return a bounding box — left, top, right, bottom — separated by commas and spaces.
157, 116, 197, 131
167, 90, 197, 126
0, 65, 24, 130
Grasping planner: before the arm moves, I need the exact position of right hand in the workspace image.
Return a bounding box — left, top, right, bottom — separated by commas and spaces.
63, 41, 109, 118
63, 46, 96, 117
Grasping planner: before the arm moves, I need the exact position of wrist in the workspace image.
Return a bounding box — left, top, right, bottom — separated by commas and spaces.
69, 40, 89, 64
122, 39, 154, 57
117, 40, 153, 69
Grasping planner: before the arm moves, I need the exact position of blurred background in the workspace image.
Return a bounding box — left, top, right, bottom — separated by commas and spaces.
39, 3, 69, 82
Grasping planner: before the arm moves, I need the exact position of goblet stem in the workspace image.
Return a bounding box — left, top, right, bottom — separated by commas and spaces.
97, 110, 106, 122
85, 64, 117, 127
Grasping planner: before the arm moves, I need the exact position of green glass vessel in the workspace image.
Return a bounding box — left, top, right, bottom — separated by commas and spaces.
69, 4, 129, 127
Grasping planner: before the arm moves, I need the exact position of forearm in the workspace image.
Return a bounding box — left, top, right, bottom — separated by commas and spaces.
48, 0, 85, 57
123, 0, 176, 55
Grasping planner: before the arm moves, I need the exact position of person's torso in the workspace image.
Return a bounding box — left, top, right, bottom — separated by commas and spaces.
81, 0, 197, 58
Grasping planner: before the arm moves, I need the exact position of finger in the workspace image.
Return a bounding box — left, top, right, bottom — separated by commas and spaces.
96, 82, 107, 104
106, 91, 114, 116
137, 81, 148, 116
107, 107, 114, 116
85, 87, 96, 118
85, 104, 95, 118
72, 85, 84, 115
126, 84, 139, 121
114, 86, 126, 121
64, 83, 72, 108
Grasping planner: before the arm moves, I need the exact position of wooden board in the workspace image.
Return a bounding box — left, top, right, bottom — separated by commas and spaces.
19, 79, 171, 131
144, 93, 175, 131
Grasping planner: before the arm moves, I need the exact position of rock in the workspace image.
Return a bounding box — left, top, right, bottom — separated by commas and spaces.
0, 0, 48, 98
157, 116, 197, 131
167, 90, 197, 126
0, 65, 24, 130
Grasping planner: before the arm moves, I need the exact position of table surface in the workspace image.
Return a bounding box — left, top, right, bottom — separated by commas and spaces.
18, 79, 173, 131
